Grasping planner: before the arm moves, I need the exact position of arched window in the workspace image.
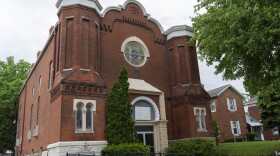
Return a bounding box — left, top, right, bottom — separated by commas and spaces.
86, 103, 93, 130
36, 96, 40, 125
73, 99, 96, 133
32, 86, 35, 96
48, 61, 53, 89
131, 96, 160, 121
195, 109, 201, 130
201, 110, 206, 130
30, 104, 33, 130
76, 102, 83, 130
39, 76, 42, 87
194, 107, 207, 132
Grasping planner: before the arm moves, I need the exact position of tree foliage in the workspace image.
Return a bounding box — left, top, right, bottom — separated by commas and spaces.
191, 0, 280, 127
212, 119, 220, 145
105, 67, 137, 145
0, 56, 30, 152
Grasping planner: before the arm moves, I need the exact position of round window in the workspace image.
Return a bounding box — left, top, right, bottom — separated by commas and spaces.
121, 36, 149, 67
124, 41, 146, 66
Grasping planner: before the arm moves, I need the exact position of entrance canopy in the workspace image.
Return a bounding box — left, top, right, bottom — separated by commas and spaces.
128, 78, 161, 95
246, 114, 263, 127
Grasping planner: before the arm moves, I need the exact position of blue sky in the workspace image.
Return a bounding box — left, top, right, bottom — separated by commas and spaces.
0, 0, 246, 94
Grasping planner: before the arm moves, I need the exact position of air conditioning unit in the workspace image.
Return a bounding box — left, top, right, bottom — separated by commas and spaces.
27, 130, 31, 141
33, 125, 39, 137
16, 139, 19, 146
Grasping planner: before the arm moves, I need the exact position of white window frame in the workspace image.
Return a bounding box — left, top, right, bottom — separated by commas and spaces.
272, 127, 279, 135
227, 98, 237, 111
230, 121, 241, 136
73, 99, 96, 133
210, 100, 216, 112
194, 107, 207, 132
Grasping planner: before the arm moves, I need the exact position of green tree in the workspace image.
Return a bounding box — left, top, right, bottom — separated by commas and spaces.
212, 119, 220, 145
105, 67, 137, 145
191, 0, 280, 127
0, 56, 30, 153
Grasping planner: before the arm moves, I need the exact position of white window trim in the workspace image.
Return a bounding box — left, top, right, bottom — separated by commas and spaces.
230, 121, 241, 136
73, 99, 96, 133
194, 107, 207, 132
210, 100, 216, 112
227, 98, 237, 111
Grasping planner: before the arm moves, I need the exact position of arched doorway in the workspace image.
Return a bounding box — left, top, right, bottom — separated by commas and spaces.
131, 97, 160, 153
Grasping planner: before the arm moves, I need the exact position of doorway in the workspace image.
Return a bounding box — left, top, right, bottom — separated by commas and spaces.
136, 126, 155, 153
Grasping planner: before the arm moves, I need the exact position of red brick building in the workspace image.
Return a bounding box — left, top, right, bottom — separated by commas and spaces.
207, 85, 247, 142
15, 0, 213, 155
244, 97, 280, 141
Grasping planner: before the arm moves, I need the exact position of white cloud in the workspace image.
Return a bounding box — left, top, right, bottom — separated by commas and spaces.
0, 0, 246, 94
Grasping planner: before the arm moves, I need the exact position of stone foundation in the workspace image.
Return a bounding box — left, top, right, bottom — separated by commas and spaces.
47, 141, 108, 156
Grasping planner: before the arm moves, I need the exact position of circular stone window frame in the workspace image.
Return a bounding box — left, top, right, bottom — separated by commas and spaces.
121, 36, 150, 67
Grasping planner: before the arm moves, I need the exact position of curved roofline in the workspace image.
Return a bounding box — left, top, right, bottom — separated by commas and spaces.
123, 0, 148, 17
147, 17, 164, 33
101, 0, 164, 33
56, 0, 103, 13
101, 6, 122, 17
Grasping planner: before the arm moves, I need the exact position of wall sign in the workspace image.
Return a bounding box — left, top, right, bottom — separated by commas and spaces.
135, 106, 151, 120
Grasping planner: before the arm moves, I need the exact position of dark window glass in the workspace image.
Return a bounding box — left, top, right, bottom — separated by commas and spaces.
48, 61, 53, 89
76, 103, 83, 130
195, 109, 200, 129
36, 97, 40, 125
86, 104, 92, 130
201, 110, 206, 129
30, 105, 33, 130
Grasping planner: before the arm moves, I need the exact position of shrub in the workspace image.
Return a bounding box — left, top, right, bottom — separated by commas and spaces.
102, 143, 150, 156
247, 132, 256, 141
165, 139, 217, 156
223, 138, 244, 143
212, 119, 220, 145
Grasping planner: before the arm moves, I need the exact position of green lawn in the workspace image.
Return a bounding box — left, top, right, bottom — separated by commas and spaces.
218, 141, 280, 156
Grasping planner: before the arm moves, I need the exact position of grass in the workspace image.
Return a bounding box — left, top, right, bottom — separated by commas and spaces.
218, 141, 280, 156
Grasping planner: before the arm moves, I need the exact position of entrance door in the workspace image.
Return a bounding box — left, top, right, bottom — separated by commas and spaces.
136, 126, 155, 153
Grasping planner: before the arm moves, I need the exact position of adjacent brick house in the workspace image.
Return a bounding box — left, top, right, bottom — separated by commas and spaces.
15, 0, 214, 155
207, 85, 247, 142
244, 97, 280, 140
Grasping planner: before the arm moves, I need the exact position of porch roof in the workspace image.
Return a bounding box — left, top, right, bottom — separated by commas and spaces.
246, 114, 263, 127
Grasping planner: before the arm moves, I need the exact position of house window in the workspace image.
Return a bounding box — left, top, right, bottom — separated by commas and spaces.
210, 100, 216, 112
230, 121, 241, 135
194, 107, 207, 132
48, 61, 53, 90
73, 99, 96, 133
227, 98, 237, 111
272, 127, 279, 135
